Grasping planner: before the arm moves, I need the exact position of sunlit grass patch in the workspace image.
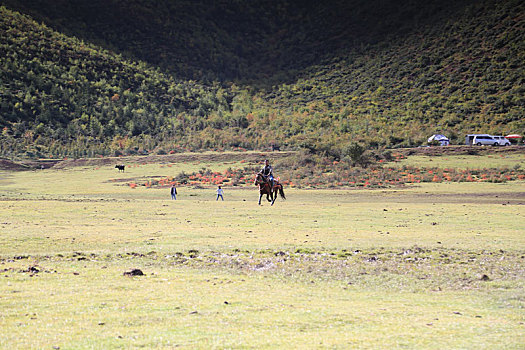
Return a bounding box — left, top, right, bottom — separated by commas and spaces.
391, 154, 525, 170
0, 254, 523, 349
0, 157, 524, 348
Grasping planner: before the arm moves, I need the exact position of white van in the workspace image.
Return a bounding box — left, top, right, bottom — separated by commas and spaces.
492, 136, 511, 146
472, 134, 498, 146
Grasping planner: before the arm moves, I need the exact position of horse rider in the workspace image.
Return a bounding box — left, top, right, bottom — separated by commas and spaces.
259, 159, 275, 189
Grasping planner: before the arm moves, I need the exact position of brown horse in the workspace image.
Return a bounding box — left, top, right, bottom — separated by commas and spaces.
254, 173, 286, 205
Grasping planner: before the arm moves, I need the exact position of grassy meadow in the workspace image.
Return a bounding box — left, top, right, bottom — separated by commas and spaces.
393, 153, 525, 170
1, 153, 524, 349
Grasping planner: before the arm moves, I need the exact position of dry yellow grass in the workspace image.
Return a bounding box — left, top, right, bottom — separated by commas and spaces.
0, 158, 524, 349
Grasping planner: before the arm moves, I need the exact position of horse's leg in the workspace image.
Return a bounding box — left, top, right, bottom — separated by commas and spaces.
267, 190, 273, 202
271, 189, 277, 205
265, 187, 271, 202
258, 193, 262, 205
279, 185, 286, 199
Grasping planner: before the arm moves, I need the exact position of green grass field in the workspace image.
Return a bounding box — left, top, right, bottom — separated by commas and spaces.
393, 153, 525, 170
1, 154, 524, 349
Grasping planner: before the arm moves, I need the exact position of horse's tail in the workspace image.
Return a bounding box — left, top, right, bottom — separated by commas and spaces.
279, 185, 286, 200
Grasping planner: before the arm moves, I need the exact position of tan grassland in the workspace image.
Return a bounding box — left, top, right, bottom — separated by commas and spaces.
0, 153, 524, 349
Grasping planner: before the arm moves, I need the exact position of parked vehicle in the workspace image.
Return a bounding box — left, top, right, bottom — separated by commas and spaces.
470, 134, 498, 146
492, 136, 511, 146
465, 134, 500, 146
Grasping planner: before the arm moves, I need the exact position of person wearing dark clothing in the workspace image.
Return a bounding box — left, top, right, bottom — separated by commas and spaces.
260, 159, 274, 189
170, 184, 177, 200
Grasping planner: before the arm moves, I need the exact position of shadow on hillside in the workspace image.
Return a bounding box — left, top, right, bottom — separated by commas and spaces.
1, 0, 477, 85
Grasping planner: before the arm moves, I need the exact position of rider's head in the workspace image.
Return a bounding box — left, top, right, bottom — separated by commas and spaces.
265, 159, 269, 165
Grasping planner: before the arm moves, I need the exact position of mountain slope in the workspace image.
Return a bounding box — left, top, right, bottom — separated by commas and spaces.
0, 6, 231, 157
260, 0, 525, 148
1, 0, 480, 84
0, 0, 524, 158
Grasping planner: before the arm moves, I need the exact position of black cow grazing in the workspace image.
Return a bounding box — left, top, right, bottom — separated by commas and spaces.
115, 164, 125, 172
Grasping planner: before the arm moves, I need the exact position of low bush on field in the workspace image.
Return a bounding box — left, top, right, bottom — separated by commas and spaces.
127, 157, 525, 189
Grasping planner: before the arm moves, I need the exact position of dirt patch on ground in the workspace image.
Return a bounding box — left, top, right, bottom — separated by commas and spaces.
399, 191, 525, 205
40, 147, 525, 170
4, 147, 524, 171
0, 158, 31, 171
5, 247, 521, 292
51, 151, 296, 169
52, 157, 116, 169
0, 158, 60, 171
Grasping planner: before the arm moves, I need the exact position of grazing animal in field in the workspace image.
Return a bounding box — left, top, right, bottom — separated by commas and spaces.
115, 164, 125, 172
254, 173, 286, 206
123, 269, 144, 276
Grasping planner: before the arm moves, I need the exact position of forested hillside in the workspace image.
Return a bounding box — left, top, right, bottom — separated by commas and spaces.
0, 6, 238, 158
0, 0, 524, 159
0, 0, 478, 84
263, 0, 525, 150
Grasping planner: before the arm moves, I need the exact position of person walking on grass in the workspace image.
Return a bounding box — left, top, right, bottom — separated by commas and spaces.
170, 184, 177, 200
216, 186, 224, 201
